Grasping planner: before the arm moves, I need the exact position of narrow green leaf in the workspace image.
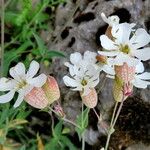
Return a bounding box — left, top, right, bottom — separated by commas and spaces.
33, 32, 47, 57
45, 50, 65, 58
4, 41, 32, 75
53, 120, 63, 137
75, 108, 90, 140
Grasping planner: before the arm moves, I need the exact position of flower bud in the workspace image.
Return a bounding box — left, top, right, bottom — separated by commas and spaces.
113, 63, 135, 102
25, 87, 49, 109
80, 88, 97, 108
115, 63, 136, 83
42, 76, 60, 104
96, 55, 107, 64
54, 104, 65, 118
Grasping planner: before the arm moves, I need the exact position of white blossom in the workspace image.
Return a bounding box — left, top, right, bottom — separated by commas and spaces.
131, 62, 150, 88
97, 55, 115, 75
99, 23, 150, 66
0, 61, 47, 108
63, 51, 100, 96
101, 12, 120, 27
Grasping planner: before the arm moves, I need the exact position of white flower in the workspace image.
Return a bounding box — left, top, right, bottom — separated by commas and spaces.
65, 51, 99, 76
101, 12, 120, 27
96, 55, 115, 75
63, 64, 100, 96
131, 62, 150, 88
0, 61, 47, 108
99, 23, 150, 66
63, 51, 100, 96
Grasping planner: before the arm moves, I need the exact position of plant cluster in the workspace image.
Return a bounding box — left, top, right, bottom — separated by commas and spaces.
0, 1, 150, 149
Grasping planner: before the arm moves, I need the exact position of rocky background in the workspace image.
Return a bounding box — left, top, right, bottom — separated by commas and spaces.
36, 0, 150, 149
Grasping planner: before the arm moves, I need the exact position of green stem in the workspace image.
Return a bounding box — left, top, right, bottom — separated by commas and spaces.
48, 106, 81, 129
4, 0, 12, 8
110, 102, 118, 127
82, 133, 85, 150
81, 103, 85, 150
112, 99, 124, 127
1, 0, 4, 77
4, 1, 48, 49
104, 97, 124, 150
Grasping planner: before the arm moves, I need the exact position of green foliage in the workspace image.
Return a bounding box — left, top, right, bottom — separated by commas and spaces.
4, 0, 66, 75
75, 108, 90, 141
0, 103, 31, 145
45, 121, 78, 150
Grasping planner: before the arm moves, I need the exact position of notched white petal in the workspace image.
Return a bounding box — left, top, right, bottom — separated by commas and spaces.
27, 60, 40, 78
0, 90, 15, 103
27, 74, 47, 87
13, 90, 25, 108
100, 35, 117, 50
70, 52, 82, 65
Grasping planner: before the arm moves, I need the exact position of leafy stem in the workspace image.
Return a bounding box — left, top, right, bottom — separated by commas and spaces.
48, 106, 81, 129
104, 97, 124, 150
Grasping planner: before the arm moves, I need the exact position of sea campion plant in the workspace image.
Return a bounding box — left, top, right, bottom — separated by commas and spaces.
0, 9, 150, 150
99, 13, 150, 150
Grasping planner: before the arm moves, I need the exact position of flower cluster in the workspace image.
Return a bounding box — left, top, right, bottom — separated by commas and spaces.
99, 13, 150, 102
0, 13, 150, 110
0, 61, 60, 108
63, 13, 150, 105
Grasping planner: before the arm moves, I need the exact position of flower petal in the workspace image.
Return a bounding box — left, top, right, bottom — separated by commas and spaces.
88, 77, 99, 88
9, 63, 26, 81
98, 51, 119, 57
130, 28, 150, 49
134, 47, 150, 61
0, 90, 15, 103
136, 72, 150, 80
27, 74, 47, 87
63, 76, 79, 87
83, 51, 97, 64
101, 13, 120, 26
132, 78, 150, 89
0, 78, 15, 91
13, 90, 25, 108
102, 65, 115, 75
100, 35, 117, 50
135, 61, 144, 73
114, 53, 139, 66
26, 60, 40, 78
112, 23, 133, 44
70, 52, 82, 65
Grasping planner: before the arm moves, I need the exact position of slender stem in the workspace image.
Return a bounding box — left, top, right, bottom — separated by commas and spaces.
48, 106, 81, 129
81, 103, 85, 150
1, 0, 4, 77
63, 118, 81, 129
110, 102, 118, 126
82, 133, 85, 150
112, 99, 124, 127
49, 111, 55, 135
104, 97, 124, 150
104, 102, 118, 150
4, 1, 48, 49
4, 0, 12, 8
4, 34, 20, 49
93, 108, 100, 121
